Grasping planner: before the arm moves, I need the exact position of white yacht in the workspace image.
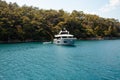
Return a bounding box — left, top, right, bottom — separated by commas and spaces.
53, 29, 76, 45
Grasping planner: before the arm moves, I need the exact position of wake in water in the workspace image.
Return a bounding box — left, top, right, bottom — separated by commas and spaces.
43, 42, 52, 44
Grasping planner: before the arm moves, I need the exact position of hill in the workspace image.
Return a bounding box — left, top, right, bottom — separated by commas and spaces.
0, 0, 120, 42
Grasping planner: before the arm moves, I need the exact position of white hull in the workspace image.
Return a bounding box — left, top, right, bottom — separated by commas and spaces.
54, 38, 76, 45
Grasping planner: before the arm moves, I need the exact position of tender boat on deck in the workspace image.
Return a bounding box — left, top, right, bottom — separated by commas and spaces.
53, 29, 76, 45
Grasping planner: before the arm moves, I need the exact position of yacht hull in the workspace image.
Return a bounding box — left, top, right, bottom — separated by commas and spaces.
54, 38, 76, 46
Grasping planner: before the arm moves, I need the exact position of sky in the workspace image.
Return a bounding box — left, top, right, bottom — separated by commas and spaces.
4, 0, 120, 21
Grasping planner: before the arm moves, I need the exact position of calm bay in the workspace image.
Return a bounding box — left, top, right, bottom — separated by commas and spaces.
0, 40, 120, 80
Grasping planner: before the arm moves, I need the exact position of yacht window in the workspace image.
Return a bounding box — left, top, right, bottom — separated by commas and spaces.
56, 37, 60, 39
68, 36, 73, 38
64, 41, 67, 43
57, 41, 60, 43
61, 32, 68, 34
62, 36, 67, 38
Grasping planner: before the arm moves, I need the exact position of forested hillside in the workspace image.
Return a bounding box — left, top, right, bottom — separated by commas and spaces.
0, 0, 120, 42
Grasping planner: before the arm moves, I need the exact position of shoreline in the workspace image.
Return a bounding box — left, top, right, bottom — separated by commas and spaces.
0, 40, 43, 44
0, 37, 120, 44
79, 37, 120, 40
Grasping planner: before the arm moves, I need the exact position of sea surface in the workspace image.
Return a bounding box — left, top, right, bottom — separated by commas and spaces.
0, 40, 120, 80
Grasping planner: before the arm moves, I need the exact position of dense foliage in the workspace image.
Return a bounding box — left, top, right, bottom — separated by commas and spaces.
0, 0, 120, 42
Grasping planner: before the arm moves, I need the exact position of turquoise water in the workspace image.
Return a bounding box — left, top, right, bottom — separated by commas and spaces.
0, 40, 120, 80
